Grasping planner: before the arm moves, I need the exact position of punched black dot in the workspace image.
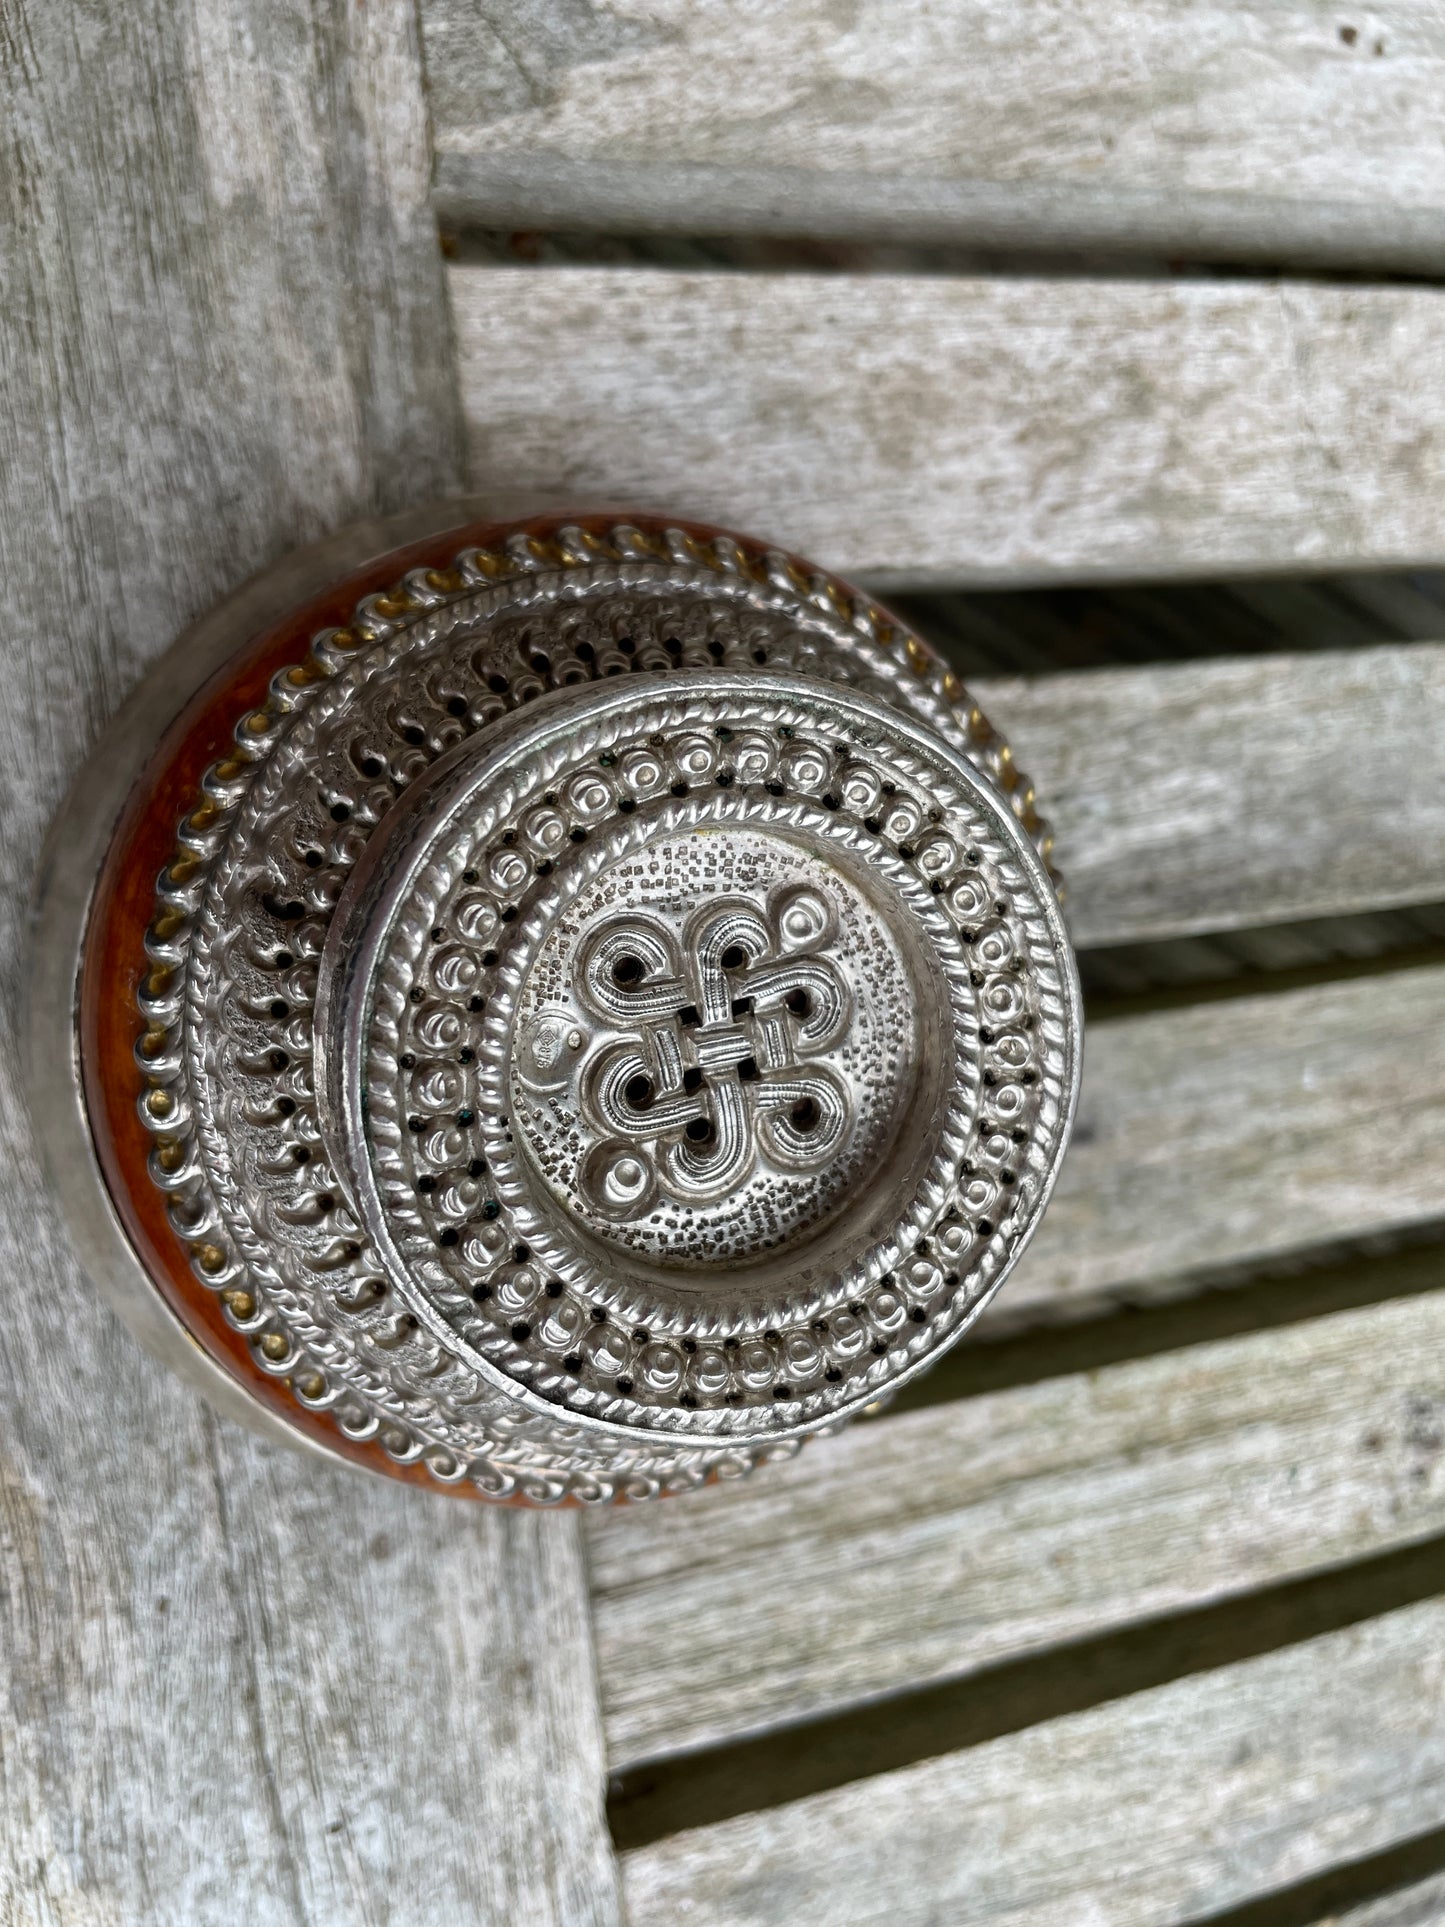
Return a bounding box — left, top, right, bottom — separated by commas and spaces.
438, 1228, 459, 1247
403, 725, 425, 746
510, 1321, 531, 1343
720, 944, 747, 971
446, 696, 468, 717
785, 987, 812, 1019
612, 953, 645, 987
684, 1117, 714, 1144
790, 1095, 820, 1133
330, 803, 350, 822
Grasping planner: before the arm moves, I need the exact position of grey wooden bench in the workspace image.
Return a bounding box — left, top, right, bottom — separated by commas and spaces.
6, 3, 1445, 1921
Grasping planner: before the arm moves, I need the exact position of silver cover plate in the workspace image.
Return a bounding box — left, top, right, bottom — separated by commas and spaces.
92, 518, 1080, 1502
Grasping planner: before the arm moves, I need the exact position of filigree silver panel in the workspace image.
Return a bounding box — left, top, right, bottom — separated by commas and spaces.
137, 524, 1080, 1501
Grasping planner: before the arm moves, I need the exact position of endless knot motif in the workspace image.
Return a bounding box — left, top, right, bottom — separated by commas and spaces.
573, 886, 854, 1220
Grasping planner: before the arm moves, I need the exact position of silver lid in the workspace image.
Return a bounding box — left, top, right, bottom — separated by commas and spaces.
127, 518, 1080, 1501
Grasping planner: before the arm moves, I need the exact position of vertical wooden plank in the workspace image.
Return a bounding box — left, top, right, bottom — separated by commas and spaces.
0, 3, 619, 1919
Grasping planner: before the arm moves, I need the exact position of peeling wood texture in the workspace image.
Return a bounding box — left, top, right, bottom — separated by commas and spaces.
424, 0, 1445, 272
620, 1596, 1445, 1927
978, 644, 1445, 946
0, 3, 618, 1920
589, 1290, 1445, 1766
450, 267, 1445, 588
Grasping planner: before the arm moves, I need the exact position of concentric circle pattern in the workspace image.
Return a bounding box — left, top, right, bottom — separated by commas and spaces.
135, 519, 1079, 1501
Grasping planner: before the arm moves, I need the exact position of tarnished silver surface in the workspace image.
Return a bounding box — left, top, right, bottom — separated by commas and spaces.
49, 512, 1080, 1501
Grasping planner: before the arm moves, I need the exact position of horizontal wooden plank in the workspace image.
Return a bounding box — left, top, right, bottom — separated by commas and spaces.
977, 644, 1445, 947
589, 1286, 1445, 1768
451, 268, 1445, 588
621, 1595, 1445, 1926
425, 0, 1445, 273
993, 961, 1445, 1331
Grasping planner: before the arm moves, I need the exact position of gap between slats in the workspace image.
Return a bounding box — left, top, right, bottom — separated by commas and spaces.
593, 1277, 1445, 1787
616, 1590, 1445, 1926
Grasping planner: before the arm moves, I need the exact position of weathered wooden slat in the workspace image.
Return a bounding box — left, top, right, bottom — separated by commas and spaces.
977, 645, 1445, 947
588, 1288, 1445, 1768
450, 267, 1445, 588
425, 0, 1445, 273
620, 1596, 1445, 1927
999, 962, 1445, 1330
0, 3, 618, 1920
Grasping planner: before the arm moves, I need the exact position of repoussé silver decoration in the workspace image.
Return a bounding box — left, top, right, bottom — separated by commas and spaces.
34, 511, 1082, 1503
